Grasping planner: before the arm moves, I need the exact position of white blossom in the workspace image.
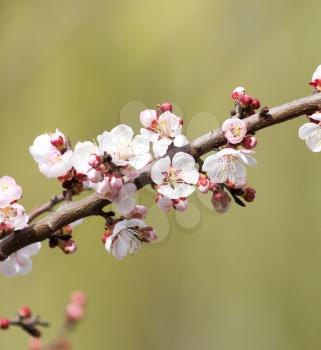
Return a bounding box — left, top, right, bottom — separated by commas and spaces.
202, 148, 256, 187
98, 125, 152, 170
105, 219, 157, 260
151, 152, 199, 199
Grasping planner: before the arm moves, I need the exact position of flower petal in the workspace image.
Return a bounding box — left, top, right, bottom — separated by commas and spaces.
306, 129, 321, 152
298, 123, 319, 140
151, 157, 171, 184
172, 152, 195, 169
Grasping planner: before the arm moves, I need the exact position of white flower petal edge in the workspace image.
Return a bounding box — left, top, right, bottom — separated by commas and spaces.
72, 141, 98, 174
298, 113, 321, 152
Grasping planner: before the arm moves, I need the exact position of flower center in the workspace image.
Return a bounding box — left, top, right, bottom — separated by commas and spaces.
162, 166, 182, 187
231, 126, 242, 137
151, 120, 171, 138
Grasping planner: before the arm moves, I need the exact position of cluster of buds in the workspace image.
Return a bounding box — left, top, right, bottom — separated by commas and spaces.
0, 306, 48, 337
28, 292, 87, 350
48, 220, 82, 255
231, 86, 261, 118
155, 194, 189, 212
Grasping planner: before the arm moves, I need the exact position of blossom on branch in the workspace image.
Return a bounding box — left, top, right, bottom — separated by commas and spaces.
140, 108, 188, 158
105, 219, 157, 260
29, 130, 73, 178
309, 65, 321, 91
97, 124, 152, 170
202, 148, 257, 187
151, 152, 199, 199
222, 117, 247, 144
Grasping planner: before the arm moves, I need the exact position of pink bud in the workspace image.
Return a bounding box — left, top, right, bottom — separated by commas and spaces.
160, 102, 173, 113
127, 205, 148, 219
231, 86, 245, 100
28, 338, 42, 350
62, 240, 77, 254
87, 168, 104, 183
243, 187, 256, 202
211, 191, 231, 213
251, 98, 261, 109
66, 303, 84, 322
141, 226, 158, 242
242, 135, 257, 149
173, 197, 189, 212
156, 194, 173, 212
0, 319, 9, 330
88, 154, 102, 168
19, 306, 32, 319
240, 94, 252, 108
197, 174, 210, 193
70, 291, 87, 307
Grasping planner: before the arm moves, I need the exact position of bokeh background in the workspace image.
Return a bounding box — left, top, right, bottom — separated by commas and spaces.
0, 0, 321, 349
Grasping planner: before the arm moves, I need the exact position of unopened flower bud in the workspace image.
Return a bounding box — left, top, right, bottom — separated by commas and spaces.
88, 154, 102, 168
209, 182, 220, 192
197, 174, 210, 193
61, 240, 77, 254
0, 319, 10, 330
141, 226, 158, 242
240, 94, 252, 108
156, 194, 173, 212
173, 197, 189, 212
66, 303, 84, 322
70, 291, 87, 307
242, 135, 257, 149
19, 306, 32, 319
251, 98, 261, 109
127, 205, 148, 219
243, 187, 256, 202
160, 102, 173, 113
211, 191, 231, 214
231, 86, 245, 100
28, 338, 42, 350
87, 168, 103, 183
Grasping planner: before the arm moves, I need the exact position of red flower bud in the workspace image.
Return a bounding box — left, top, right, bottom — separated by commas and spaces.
50, 135, 64, 149
160, 102, 173, 113
251, 98, 261, 109
243, 187, 256, 202
242, 135, 257, 149
19, 306, 32, 319
0, 318, 10, 329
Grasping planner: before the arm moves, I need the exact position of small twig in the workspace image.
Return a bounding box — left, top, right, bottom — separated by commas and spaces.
28, 195, 65, 224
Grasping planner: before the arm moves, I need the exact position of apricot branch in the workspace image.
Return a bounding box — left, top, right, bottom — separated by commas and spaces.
0, 92, 319, 261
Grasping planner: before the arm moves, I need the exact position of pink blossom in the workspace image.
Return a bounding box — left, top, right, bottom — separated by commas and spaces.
197, 174, 210, 193
222, 118, 247, 144
173, 197, 189, 211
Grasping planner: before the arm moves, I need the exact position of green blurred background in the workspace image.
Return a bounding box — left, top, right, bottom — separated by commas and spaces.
1, 0, 321, 349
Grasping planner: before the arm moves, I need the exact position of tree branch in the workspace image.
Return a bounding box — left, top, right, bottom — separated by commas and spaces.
0, 93, 320, 260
